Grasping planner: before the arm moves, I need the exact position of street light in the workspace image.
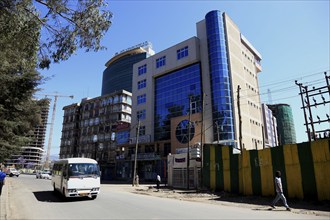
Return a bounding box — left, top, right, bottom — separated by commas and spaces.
132, 120, 140, 187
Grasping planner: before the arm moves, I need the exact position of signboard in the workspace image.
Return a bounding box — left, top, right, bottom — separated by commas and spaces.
114, 41, 151, 56
130, 135, 151, 144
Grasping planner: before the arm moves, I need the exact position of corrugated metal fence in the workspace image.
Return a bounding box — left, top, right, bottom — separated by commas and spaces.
203, 139, 330, 201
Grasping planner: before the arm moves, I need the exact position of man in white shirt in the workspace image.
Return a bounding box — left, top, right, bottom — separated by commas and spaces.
156, 174, 161, 191
271, 170, 291, 211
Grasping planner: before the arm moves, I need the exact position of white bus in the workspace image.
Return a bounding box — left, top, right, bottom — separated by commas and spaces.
52, 158, 100, 199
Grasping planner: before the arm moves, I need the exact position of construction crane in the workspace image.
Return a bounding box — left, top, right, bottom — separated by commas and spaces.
37, 93, 74, 169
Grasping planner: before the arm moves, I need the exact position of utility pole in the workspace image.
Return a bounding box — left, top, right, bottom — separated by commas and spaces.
132, 120, 140, 186
187, 96, 192, 190
38, 93, 74, 169
295, 71, 330, 141
296, 81, 311, 142
237, 85, 245, 195
237, 85, 242, 151
304, 86, 316, 140
200, 93, 205, 189
215, 121, 220, 144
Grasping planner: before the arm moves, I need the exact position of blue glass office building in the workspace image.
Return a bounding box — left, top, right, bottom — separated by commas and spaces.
205, 11, 235, 144
102, 51, 147, 95
131, 10, 263, 160
102, 44, 154, 96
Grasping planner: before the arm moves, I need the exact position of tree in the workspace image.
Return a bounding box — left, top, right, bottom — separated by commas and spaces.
0, 0, 112, 162
1, 0, 112, 69
0, 0, 43, 162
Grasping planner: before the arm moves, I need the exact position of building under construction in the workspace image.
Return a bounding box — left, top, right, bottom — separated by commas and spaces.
5, 99, 50, 168
267, 104, 297, 145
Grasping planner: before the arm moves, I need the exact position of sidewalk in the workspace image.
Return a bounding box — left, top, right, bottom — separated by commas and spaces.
103, 182, 330, 218
0, 177, 9, 220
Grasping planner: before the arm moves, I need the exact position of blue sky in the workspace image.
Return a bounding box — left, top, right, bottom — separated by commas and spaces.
37, 1, 330, 157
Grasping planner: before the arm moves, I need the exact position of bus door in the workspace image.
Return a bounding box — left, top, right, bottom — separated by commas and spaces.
61, 164, 68, 191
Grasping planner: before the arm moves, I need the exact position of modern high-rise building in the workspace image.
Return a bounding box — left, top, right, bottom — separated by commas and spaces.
131, 10, 264, 160
268, 104, 297, 145
261, 103, 279, 147
61, 43, 155, 180
60, 10, 265, 182
102, 42, 155, 95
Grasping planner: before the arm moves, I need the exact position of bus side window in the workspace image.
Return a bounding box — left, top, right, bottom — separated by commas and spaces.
63, 164, 68, 179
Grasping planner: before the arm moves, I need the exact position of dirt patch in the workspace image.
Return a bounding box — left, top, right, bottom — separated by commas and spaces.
130, 185, 330, 218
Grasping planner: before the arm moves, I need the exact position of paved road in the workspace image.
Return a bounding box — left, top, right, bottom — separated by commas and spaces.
1, 175, 328, 219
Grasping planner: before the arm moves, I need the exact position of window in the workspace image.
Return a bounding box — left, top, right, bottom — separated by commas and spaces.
191, 101, 197, 114
156, 56, 166, 68
138, 79, 146, 89
139, 126, 146, 136
137, 94, 146, 105
177, 46, 188, 60
175, 119, 195, 144
138, 64, 147, 75
137, 109, 146, 120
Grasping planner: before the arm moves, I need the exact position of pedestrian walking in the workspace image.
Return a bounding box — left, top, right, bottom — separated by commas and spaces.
0, 169, 6, 196
271, 170, 291, 211
135, 174, 139, 186
156, 174, 161, 191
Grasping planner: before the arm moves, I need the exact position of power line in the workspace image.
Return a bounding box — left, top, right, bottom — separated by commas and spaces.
259, 70, 329, 89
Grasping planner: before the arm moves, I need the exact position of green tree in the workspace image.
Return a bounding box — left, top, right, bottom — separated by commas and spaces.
0, 0, 43, 162
1, 0, 112, 69
0, 0, 112, 162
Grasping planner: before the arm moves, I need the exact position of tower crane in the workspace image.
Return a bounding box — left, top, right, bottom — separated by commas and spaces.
37, 93, 74, 168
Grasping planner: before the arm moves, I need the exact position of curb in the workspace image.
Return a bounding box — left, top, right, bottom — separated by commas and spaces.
0, 178, 9, 220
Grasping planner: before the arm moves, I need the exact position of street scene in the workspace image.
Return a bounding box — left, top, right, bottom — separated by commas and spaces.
0, 175, 328, 220
1, 1, 329, 220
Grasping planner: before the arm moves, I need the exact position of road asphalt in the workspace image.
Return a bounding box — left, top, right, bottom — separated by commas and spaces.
1, 177, 329, 219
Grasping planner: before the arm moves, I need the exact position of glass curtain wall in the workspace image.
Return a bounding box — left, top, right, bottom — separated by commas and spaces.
154, 63, 202, 141
205, 10, 235, 144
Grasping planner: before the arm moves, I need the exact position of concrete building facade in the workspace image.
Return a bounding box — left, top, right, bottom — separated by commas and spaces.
60, 90, 132, 180
131, 10, 263, 154
261, 103, 279, 147
268, 103, 297, 145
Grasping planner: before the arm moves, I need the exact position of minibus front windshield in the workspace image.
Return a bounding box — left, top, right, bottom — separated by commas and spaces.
68, 163, 100, 177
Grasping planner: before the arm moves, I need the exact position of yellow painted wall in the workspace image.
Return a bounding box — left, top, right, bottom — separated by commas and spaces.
242, 150, 253, 195
222, 147, 231, 192
258, 148, 274, 196
283, 144, 304, 199
311, 140, 330, 200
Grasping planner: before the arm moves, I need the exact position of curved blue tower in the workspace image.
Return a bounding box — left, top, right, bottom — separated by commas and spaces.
205, 10, 235, 144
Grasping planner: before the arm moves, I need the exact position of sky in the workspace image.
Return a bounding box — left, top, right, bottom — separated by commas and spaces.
36, 1, 330, 158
